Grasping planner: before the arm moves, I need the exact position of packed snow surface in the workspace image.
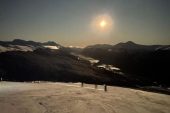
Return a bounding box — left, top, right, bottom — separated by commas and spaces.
0, 82, 170, 113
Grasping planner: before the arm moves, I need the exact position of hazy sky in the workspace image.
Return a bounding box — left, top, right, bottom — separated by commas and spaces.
0, 0, 170, 47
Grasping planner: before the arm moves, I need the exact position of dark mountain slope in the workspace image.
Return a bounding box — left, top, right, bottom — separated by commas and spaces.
0, 49, 99, 82
82, 41, 170, 86
0, 47, 154, 87
0, 39, 169, 88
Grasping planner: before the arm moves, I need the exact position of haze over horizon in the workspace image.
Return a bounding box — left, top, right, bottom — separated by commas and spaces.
0, 0, 170, 47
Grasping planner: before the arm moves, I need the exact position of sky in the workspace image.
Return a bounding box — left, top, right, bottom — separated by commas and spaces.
0, 0, 170, 47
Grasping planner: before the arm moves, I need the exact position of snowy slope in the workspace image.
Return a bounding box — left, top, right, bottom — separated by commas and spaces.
0, 82, 170, 113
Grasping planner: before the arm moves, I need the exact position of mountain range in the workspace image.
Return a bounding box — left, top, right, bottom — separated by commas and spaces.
82, 41, 170, 86
0, 39, 170, 89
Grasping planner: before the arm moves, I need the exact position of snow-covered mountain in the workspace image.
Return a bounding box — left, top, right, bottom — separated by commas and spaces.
0, 39, 61, 52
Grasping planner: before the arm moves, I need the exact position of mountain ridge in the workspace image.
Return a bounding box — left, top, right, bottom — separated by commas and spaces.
0, 39, 170, 87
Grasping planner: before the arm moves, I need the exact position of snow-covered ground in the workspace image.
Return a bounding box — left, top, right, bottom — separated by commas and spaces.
97, 64, 120, 71
70, 52, 99, 65
44, 45, 60, 50
0, 82, 170, 113
0, 45, 34, 53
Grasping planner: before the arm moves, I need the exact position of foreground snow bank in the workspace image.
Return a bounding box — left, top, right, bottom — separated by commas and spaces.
0, 82, 170, 113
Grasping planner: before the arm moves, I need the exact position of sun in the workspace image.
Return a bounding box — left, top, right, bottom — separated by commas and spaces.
91, 14, 113, 35
100, 20, 107, 27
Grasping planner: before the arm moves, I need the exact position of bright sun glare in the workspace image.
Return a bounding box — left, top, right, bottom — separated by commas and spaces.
100, 20, 107, 27
91, 14, 113, 35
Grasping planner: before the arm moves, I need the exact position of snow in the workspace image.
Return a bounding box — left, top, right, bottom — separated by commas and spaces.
0, 46, 9, 52
0, 45, 60, 53
155, 46, 170, 51
68, 46, 83, 48
70, 53, 99, 65
164, 47, 170, 50
0, 82, 169, 113
44, 46, 60, 50
97, 64, 120, 71
9, 45, 34, 51
89, 59, 99, 64
155, 46, 162, 51
0, 45, 33, 53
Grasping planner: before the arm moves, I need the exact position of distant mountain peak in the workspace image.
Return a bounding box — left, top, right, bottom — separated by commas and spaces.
13, 39, 26, 43
12, 39, 60, 46
0, 39, 63, 53
125, 41, 136, 45
115, 41, 137, 47
43, 41, 59, 46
